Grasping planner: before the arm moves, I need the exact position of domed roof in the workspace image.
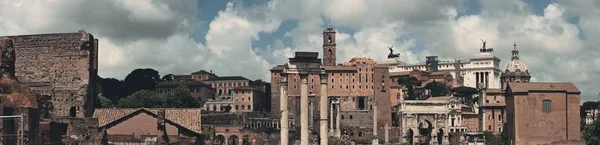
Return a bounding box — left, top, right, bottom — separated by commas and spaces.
504, 43, 528, 72
505, 59, 527, 72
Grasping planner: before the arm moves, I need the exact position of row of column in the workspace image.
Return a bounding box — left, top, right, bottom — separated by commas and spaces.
475, 72, 489, 88
280, 74, 329, 145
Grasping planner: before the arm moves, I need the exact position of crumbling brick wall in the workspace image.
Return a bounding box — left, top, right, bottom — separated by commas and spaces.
2, 30, 98, 118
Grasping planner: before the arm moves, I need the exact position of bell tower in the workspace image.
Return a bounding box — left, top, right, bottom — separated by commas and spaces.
323, 26, 336, 66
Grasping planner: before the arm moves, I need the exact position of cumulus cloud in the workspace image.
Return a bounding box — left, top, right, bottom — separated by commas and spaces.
0, 0, 598, 101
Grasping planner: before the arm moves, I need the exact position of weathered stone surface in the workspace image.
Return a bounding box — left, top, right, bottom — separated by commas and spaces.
0, 74, 38, 107
0, 30, 99, 144
2, 30, 98, 118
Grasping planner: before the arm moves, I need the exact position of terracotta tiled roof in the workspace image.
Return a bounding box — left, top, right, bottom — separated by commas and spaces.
507, 82, 580, 93
94, 108, 202, 134
162, 108, 202, 133
94, 108, 139, 127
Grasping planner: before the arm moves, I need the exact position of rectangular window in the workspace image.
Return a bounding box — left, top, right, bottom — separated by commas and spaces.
542, 100, 552, 112
498, 115, 502, 122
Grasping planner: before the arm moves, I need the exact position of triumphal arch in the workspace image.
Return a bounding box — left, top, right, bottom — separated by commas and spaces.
399, 96, 457, 145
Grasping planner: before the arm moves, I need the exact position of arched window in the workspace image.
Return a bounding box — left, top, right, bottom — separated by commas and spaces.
542, 100, 552, 112
69, 107, 76, 117
328, 49, 332, 55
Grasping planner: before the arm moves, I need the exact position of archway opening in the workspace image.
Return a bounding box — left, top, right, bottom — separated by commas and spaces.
242, 135, 251, 145
228, 135, 239, 145
406, 129, 414, 145
215, 135, 225, 145
69, 106, 76, 117
437, 129, 444, 145
418, 120, 433, 144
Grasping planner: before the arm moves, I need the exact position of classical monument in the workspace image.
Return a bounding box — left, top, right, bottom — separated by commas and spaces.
398, 96, 457, 144
388, 40, 502, 89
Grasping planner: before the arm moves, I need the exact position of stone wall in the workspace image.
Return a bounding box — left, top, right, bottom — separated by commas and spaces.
3, 30, 98, 118
340, 111, 371, 127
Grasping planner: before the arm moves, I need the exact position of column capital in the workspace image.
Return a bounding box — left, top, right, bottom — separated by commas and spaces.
280, 75, 288, 84
300, 74, 309, 83
320, 74, 328, 84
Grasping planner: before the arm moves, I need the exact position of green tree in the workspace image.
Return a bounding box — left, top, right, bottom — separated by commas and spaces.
161, 74, 175, 82
583, 116, 600, 145
98, 94, 114, 108
424, 81, 450, 97
163, 86, 201, 108
452, 86, 479, 105
483, 131, 508, 145
123, 68, 161, 95
98, 77, 127, 103
117, 90, 164, 108
397, 76, 422, 100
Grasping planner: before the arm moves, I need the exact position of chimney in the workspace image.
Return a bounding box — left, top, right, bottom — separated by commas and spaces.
156, 109, 169, 144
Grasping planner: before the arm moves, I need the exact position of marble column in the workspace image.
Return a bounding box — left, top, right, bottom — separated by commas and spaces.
319, 74, 329, 145
335, 100, 341, 137
329, 99, 334, 130
300, 74, 309, 145
280, 76, 289, 145
372, 101, 379, 145
309, 100, 313, 128
384, 123, 389, 143
485, 72, 489, 88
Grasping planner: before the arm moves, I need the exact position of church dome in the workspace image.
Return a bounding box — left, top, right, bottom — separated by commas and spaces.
505, 59, 527, 72
504, 43, 527, 72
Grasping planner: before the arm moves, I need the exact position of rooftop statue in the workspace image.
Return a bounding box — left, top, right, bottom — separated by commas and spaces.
387, 46, 400, 59
480, 39, 493, 53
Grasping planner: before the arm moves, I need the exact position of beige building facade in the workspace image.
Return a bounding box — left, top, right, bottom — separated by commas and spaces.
233, 86, 266, 112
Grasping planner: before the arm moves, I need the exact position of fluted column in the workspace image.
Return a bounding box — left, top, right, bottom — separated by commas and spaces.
279, 76, 289, 145
319, 74, 329, 145
300, 74, 309, 145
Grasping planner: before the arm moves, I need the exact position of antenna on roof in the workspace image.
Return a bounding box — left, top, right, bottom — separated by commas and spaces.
327, 11, 331, 28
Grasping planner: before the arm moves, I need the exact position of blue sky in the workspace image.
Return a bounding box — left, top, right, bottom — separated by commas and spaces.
0, 0, 599, 102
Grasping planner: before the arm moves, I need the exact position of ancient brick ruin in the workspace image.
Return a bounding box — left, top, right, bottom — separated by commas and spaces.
0, 30, 100, 144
